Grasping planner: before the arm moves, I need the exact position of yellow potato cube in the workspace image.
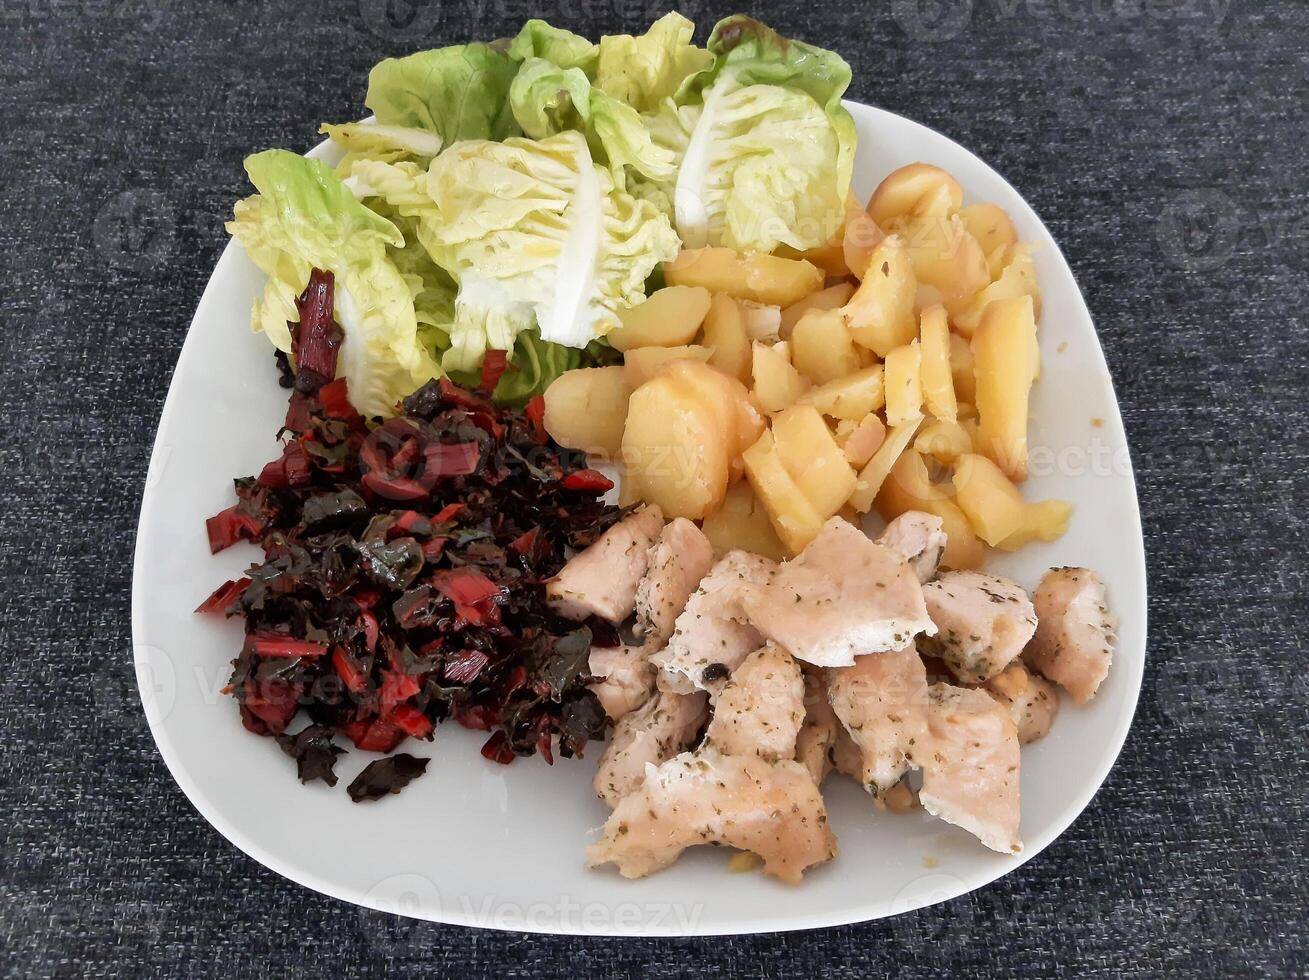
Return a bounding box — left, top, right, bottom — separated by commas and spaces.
799, 364, 885, 421
914, 417, 972, 463
609, 286, 712, 351
743, 430, 826, 554
951, 244, 1043, 337
543, 366, 631, 458
874, 451, 984, 570
915, 282, 945, 314
896, 215, 991, 314
973, 295, 1038, 481
791, 308, 864, 385
957, 203, 1017, 277
623, 345, 714, 387
949, 331, 977, 405
848, 418, 922, 513
741, 302, 783, 343
700, 480, 789, 561
843, 235, 918, 356
621, 374, 729, 519
952, 453, 1027, 546
780, 282, 855, 338
656, 360, 765, 477
868, 163, 963, 228
664, 247, 823, 307
751, 340, 809, 413
701, 292, 752, 383
771, 404, 858, 520
918, 304, 957, 422
836, 413, 887, 467
884, 340, 924, 427
994, 499, 1073, 551
842, 208, 885, 279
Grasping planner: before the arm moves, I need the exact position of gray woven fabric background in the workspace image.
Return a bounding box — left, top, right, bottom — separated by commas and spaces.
1, 0, 1305, 976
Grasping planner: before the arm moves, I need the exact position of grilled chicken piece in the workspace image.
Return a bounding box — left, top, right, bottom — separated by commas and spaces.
795, 669, 840, 785
1024, 567, 1116, 704
704, 644, 805, 762
588, 644, 656, 722
877, 511, 947, 583
984, 662, 1059, 744
921, 570, 1037, 685
634, 518, 715, 648
592, 691, 707, 807
546, 505, 664, 622
830, 724, 864, 782
650, 551, 775, 695
827, 643, 931, 799
737, 518, 936, 667
586, 748, 837, 884
919, 684, 1022, 854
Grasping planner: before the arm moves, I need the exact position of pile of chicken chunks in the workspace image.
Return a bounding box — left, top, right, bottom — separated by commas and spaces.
546, 507, 1117, 883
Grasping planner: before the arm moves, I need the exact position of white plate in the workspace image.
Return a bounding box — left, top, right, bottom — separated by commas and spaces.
132, 100, 1146, 936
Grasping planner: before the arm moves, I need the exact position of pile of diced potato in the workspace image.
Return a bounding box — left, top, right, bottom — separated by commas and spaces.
543, 162, 1071, 569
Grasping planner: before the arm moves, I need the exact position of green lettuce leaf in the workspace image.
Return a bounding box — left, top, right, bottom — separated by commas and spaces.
319, 121, 444, 171
365, 43, 520, 145
507, 19, 597, 70
653, 15, 856, 253
508, 58, 677, 184
594, 12, 712, 113
226, 149, 438, 417
357, 132, 677, 373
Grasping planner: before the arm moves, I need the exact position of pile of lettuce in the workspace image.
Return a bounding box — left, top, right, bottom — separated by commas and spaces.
227, 14, 855, 416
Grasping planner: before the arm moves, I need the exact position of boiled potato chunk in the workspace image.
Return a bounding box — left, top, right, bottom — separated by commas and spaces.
700, 480, 789, 561
771, 405, 858, 521
883, 340, 924, 427
868, 163, 963, 228
844, 235, 918, 356
949, 331, 977, 405
915, 282, 945, 314
919, 305, 957, 422
897, 215, 991, 313
742, 302, 783, 343
743, 430, 827, 554
623, 345, 714, 387
951, 245, 1042, 337
609, 286, 711, 351
621, 374, 729, 519
836, 413, 887, 467
752, 340, 809, 413
701, 292, 751, 383
875, 451, 984, 570
656, 360, 765, 472
973, 295, 1038, 481
799, 364, 885, 421
543, 366, 631, 458
843, 208, 885, 279
664, 247, 823, 307
791, 308, 864, 385
848, 418, 922, 513
952, 453, 1026, 546
958, 203, 1018, 277
780, 282, 855, 338
995, 499, 1073, 551
914, 418, 972, 463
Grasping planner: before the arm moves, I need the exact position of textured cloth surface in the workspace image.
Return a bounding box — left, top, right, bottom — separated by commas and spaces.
1, 1, 1306, 977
